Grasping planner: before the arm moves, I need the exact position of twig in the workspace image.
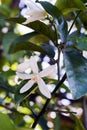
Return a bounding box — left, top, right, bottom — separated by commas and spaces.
68, 10, 81, 34
46, 108, 76, 114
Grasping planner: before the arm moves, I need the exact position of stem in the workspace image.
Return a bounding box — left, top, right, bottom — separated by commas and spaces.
32, 73, 67, 128
47, 109, 76, 114
68, 10, 81, 34
57, 48, 60, 81
82, 97, 87, 130
53, 23, 61, 80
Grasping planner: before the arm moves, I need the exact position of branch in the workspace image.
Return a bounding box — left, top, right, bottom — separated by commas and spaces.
32, 73, 67, 128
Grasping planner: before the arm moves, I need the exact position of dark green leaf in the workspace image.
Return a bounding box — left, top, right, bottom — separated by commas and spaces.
0, 75, 15, 93
2, 32, 24, 62
42, 43, 55, 58
7, 18, 56, 42
63, 48, 87, 99
6, 17, 26, 24
10, 31, 49, 45
26, 20, 56, 42
38, 1, 62, 18
8, 34, 55, 58
54, 114, 61, 130
39, 1, 68, 42
9, 41, 45, 54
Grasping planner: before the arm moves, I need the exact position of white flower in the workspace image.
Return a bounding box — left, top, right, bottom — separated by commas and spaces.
19, 0, 47, 24
16, 56, 56, 98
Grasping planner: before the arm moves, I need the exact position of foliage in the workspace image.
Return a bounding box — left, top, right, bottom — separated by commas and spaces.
0, 0, 87, 129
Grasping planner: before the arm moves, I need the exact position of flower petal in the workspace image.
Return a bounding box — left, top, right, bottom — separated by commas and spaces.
17, 61, 30, 72
16, 72, 34, 80
22, 12, 45, 24
29, 56, 39, 73
39, 65, 56, 78
37, 77, 51, 98
20, 80, 35, 93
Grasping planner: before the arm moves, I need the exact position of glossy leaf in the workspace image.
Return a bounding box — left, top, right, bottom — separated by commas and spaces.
8, 34, 55, 58
12, 31, 49, 44
39, 1, 68, 42
7, 18, 56, 42
38, 1, 62, 18
70, 36, 87, 51
9, 41, 45, 54
56, 16, 68, 42
63, 48, 87, 99
42, 43, 55, 58
0, 112, 16, 130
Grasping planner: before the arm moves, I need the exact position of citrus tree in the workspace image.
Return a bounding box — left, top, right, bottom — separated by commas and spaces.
0, 0, 87, 129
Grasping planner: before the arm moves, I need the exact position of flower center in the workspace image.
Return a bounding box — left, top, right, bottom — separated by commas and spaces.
32, 74, 38, 82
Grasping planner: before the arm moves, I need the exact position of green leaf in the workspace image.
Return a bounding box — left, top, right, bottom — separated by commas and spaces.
71, 114, 85, 130
8, 33, 55, 58
16, 128, 33, 130
12, 31, 49, 44
7, 18, 56, 42
6, 17, 26, 24
55, 0, 86, 14
63, 48, 87, 99
2, 32, 24, 62
54, 114, 61, 130
26, 20, 56, 42
0, 112, 16, 130
9, 41, 45, 54
70, 36, 87, 51
11, 32, 38, 44
39, 1, 68, 42
42, 43, 55, 58
56, 16, 68, 42
38, 1, 62, 18
0, 75, 15, 93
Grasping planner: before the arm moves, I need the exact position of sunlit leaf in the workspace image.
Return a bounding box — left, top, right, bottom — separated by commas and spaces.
0, 112, 16, 130
63, 48, 87, 99
9, 31, 49, 46
55, 0, 86, 14
71, 114, 85, 130
16, 128, 33, 130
